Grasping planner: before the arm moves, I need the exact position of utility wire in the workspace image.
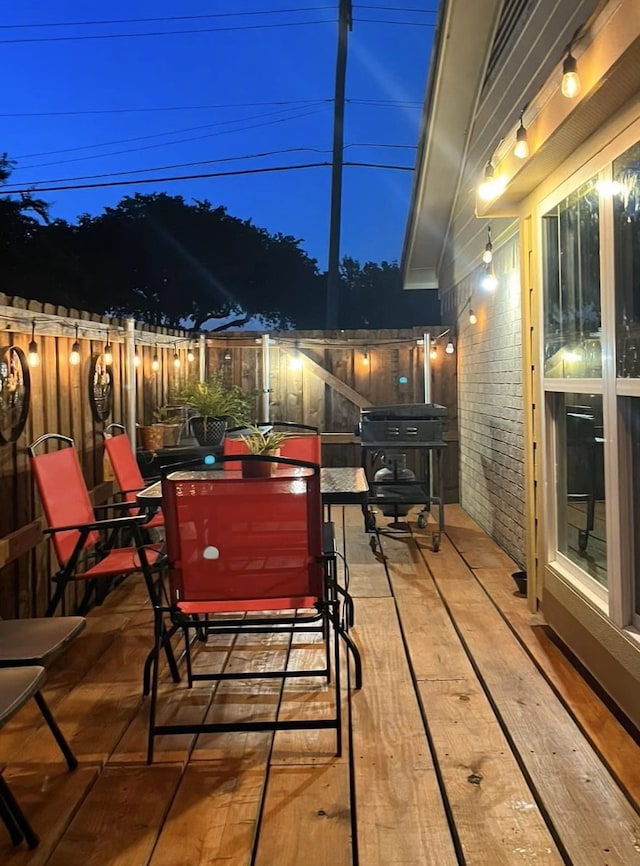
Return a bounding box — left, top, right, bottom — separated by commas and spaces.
0, 6, 336, 28
1, 161, 412, 195
0, 97, 418, 118
14, 107, 330, 171
9, 143, 415, 186
13, 102, 330, 159
0, 19, 336, 44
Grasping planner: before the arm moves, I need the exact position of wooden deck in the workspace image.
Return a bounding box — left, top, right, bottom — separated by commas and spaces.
1, 504, 639, 866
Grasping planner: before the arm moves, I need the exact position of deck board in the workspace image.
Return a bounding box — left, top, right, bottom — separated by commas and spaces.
1, 505, 638, 866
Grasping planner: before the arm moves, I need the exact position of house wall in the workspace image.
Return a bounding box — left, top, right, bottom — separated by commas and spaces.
443, 236, 526, 567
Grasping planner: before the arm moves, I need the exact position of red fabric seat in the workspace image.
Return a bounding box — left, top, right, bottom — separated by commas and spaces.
103, 431, 164, 529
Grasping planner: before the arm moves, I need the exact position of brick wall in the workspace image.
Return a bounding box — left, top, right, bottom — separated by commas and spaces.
454, 235, 526, 566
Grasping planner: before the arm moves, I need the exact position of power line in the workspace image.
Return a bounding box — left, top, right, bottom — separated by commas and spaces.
13, 106, 330, 169
0, 6, 335, 29
0, 163, 333, 194
0, 161, 412, 196
354, 18, 436, 25
0, 18, 335, 45
0, 97, 420, 118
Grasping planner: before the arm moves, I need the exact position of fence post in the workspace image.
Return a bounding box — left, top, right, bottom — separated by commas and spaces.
125, 318, 137, 448
261, 334, 270, 422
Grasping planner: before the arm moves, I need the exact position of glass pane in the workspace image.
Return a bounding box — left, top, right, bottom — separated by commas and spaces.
542, 179, 602, 378
554, 393, 607, 587
614, 141, 640, 377
619, 398, 640, 615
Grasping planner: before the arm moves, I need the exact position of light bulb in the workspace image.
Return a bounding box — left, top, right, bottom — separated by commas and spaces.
482, 243, 493, 264
289, 351, 303, 371
70, 343, 80, 365
151, 354, 160, 372
429, 343, 438, 360
187, 348, 195, 363
104, 343, 113, 365
173, 353, 181, 369
28, 341, 39, 367
224, 349, 232, 361
445, 339, 455, 354
362, 350, 369, 365
482, 269, 498, 291
514, 120, 529, 159
561, 52, 581, 98
134, 351, 141, 368
469, 309, 477, 325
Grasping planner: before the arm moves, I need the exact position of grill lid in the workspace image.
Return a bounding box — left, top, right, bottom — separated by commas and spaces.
360, 403, 447, 421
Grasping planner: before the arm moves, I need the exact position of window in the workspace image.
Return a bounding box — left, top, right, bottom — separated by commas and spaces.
542, 178, 602, 379
614, 141, 640, 378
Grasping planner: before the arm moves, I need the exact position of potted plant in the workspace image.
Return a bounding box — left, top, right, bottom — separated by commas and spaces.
239, 425, 295, 476
153, 405, 184, 447
174, 374, 254, 446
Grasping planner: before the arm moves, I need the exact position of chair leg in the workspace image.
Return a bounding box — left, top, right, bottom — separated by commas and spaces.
33, 692, 77, 771
0, 774, 39, 849
45, 579, 67, 617
330, 602, 342, 758
76, 581, 97, 615
147, 609, 164, 765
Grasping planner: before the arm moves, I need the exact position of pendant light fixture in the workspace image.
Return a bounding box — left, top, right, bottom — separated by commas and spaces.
561, 48, 581, 98
445, 338, 455, 354
104, 331, 113, 366
28, 319, 39, 367
482, 226, 493, 264
70, 324, 81, 366
187, 343, 195, 363
173, 343, 181, 369
514, 111, 529, 159
151, 345, 160, 372
482, 265, 498, 292
429, 340, 438, 360
469, 308, 477, 326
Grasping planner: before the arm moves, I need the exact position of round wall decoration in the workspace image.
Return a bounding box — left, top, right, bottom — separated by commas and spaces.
0, 345, 31, 446
89, 353, 113, 422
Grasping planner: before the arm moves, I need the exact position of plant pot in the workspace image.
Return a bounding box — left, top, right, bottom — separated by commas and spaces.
139, 425, 165, 452
190, 416, 228, 447
241, 450, 280, 477
512, 571, 528, 595
159, 423, 181, 447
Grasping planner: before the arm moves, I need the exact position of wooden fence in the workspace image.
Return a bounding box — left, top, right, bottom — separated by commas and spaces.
0, 295, 457, 617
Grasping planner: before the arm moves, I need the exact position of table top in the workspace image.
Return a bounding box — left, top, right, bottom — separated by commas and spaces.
137, 465, 368, 506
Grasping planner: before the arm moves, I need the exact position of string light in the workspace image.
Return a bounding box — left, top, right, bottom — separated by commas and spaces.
429, 341, 438, 360
187, 343, 195, 363
482, 226, 493, 264
151, 345, 160, 372
561, 49, 581, 98
28, 319, 39, 367
445, 338, 455, 354
173, 344, 181, 369
104, 331, 113, 366
482, 265, 498, 292
69, 324, 80, 365
362, 348, 369, 365
514, 112, 529, 159
134, 349, 141, 368
469, 309, 477, 325
289, 343, 303, 371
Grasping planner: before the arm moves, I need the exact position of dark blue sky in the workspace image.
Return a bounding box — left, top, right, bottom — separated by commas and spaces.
1, 2, 435, 269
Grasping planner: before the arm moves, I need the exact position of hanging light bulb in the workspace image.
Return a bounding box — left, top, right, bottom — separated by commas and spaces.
514, 113, 529, 159
561, 50, 581, 98
134, 349, 141, 368
28, 318, 39, 367
469, 308, 477, 325
429, 341, 438, 360
70, 324, 81, 366
482, 268, 498, 291
362, 349, 369, 365
224, 347, 232, 361
103, 331, 113, 365
482, 227, 493, 264
187, 343, 195, 363
173, 344, 181, 369
289, 344, 303, 371
445, 338, 455, 354
151, 346, 160, 372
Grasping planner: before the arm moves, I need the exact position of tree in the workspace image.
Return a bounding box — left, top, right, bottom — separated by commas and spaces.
337, 257, 440, 328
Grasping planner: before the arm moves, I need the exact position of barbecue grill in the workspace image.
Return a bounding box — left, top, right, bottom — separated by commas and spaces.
358, 403, 447, 551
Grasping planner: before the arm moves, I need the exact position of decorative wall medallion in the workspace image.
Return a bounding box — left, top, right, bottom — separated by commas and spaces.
89, 353, 113, 422
0, 346, 31, 446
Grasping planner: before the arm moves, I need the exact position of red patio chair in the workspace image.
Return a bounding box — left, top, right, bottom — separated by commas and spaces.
223, 422, 321, 469
28, 434, 165, 619
147, 453, 347, 763
102, 424, 164, 529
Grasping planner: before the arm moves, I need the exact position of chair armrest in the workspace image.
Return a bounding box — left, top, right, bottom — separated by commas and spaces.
43, 514, 147, 535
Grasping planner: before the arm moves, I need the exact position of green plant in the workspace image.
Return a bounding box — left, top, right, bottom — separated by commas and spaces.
172, 374, 254, 423
153, 405, 183, 425
240, 425, 294, 454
